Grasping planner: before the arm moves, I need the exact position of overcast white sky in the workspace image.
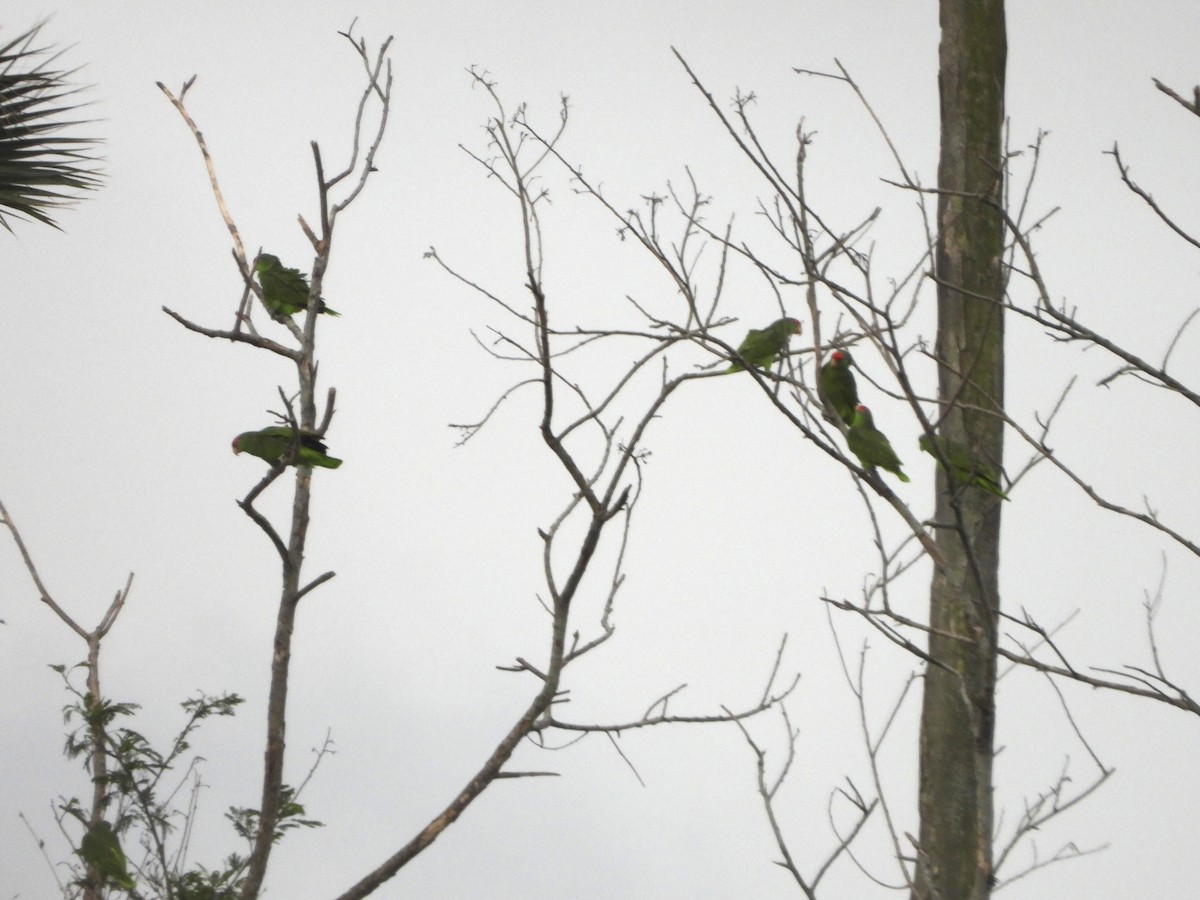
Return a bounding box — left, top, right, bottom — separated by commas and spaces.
4, 2, 1200, 898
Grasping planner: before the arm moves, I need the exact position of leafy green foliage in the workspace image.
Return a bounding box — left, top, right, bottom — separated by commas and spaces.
51, 664, 258, 898
228, 785, 324, 845
0, 22, 103, 231
169, 864, 247, 900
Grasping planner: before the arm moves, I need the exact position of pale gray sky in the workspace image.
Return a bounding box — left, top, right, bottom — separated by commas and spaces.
4, 2, 1200, 898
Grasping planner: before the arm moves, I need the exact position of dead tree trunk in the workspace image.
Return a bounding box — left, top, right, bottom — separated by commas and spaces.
915, 1, 1007, 898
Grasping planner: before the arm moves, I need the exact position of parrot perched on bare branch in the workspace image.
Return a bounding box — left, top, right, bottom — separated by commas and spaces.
254, 253, 340, 318
847, 405, 909, 482
818, 349, 858, 425
919, 434, 1008, 499
724, 317, 802, 373
232, 427, 342, 469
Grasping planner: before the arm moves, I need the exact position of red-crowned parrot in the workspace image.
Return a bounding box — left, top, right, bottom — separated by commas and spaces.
818, 349, 858, 425
919, 434, 1008, 500
724, 317, 802, 373
232, 427, 342, 469
254, 253, 340, 318
847, 405, 909, 482
79, 821, 135, 890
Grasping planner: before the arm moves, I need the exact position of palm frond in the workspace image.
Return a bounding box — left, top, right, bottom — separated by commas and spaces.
0, 20, 103, 232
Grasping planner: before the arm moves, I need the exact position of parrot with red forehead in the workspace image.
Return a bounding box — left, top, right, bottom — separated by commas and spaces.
818, 348, 858, 425
724, 317, 802, 373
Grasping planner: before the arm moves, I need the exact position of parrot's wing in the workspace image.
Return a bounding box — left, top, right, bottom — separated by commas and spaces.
80, 823, 135, 889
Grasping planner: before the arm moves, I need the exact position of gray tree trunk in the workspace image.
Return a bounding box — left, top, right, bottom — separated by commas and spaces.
915, 1, 1007, 898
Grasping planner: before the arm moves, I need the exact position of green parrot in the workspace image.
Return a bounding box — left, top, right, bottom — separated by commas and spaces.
817, 348, 858, 425
79, 821, 136, 890
919, 434, 1008, 500
232, 427, 343, 469
846, 405, 910, 482
254, 253, 340, 318
724, 317, 802, 373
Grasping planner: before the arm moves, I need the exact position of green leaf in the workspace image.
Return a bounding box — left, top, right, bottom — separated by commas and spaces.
0, 21, 103, 231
